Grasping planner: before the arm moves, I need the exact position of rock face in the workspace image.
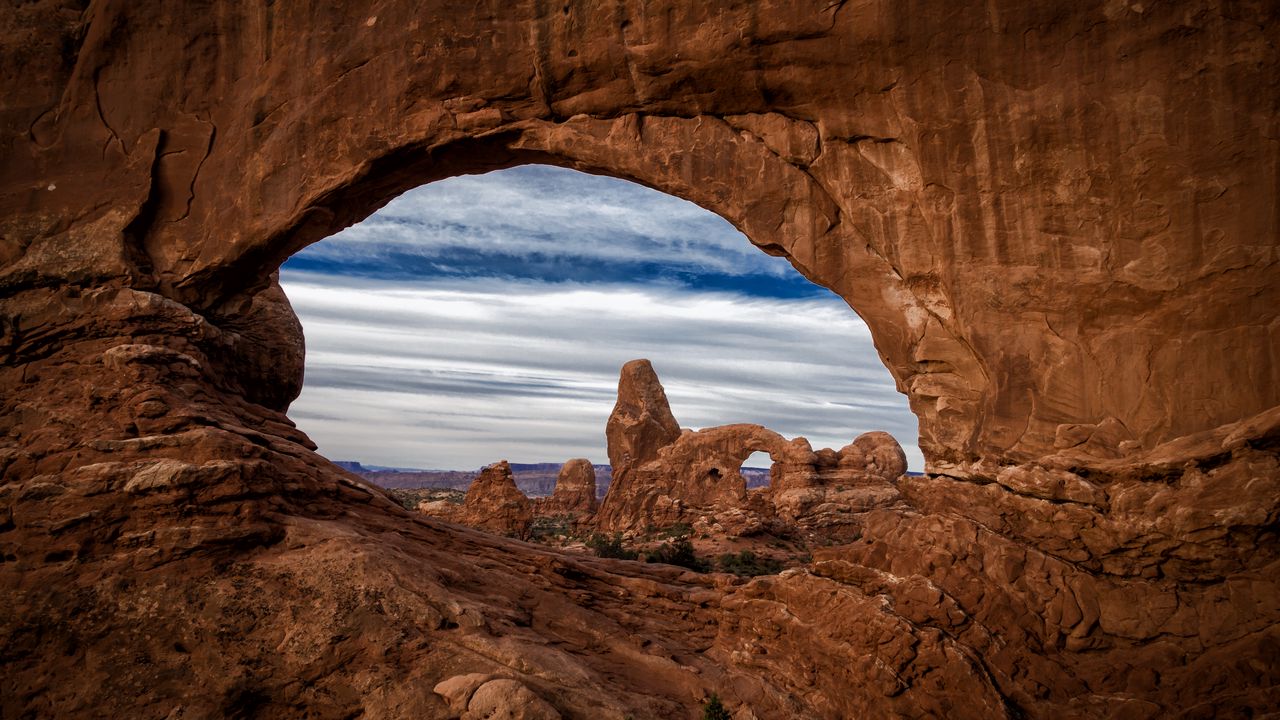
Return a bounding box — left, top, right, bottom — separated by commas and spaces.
535, 458, 597, 517
2, 2, 1279, 718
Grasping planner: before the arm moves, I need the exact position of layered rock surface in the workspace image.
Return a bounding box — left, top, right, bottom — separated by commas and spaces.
2, 1, 1278, 718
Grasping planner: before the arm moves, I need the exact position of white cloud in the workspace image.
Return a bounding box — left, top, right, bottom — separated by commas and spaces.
280, 273, 924, 471
305, 165, 793, 279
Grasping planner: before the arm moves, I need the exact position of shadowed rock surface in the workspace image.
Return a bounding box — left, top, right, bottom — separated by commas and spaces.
2, 1, 1278, 718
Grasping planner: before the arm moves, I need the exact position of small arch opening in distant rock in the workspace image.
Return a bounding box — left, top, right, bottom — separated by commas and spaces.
742, 451, 773, 490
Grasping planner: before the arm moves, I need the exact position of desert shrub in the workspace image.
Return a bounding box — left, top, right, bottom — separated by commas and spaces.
586, 532, 638, 560
701, 693, 731, 720
386, 487, 463, 510
657, 521, 694, 539
644, 534, 708, 572
717, 550, 784, 577
530, 515, 573, 541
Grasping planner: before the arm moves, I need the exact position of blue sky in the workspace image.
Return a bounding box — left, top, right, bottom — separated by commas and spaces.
280, 165, 923, 471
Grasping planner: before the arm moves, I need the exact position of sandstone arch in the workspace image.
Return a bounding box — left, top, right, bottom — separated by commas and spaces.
18, 2, 1278, 469
3, 2, 1279, 717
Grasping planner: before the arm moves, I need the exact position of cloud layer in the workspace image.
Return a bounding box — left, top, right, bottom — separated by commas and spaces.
288, 165, 823, 298
280, 166, 923, 471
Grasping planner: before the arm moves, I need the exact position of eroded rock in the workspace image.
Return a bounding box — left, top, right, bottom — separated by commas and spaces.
535, 458, 597, 517
605, 360, 681, 477
460, 461, 534, 540
597, 362, 907, 535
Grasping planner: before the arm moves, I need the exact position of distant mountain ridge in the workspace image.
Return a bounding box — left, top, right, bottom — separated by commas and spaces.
338, 460, 773, 498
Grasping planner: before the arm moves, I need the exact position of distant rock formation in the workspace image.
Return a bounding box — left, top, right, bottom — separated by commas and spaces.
418, 461, 533, 539
419, 458, 600, 536
605, 360, 682, 484
535, 458, 598, 516
596, 360, 908, 534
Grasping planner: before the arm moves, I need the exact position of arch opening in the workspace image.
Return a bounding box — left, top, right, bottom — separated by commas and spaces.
277, 163, 923, 479
742, 451, 773, 490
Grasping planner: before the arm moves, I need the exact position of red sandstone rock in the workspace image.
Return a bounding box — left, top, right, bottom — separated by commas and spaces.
459, 461, 533, 540
604, 359, 681, 476
2, 2, 1278, 718
416, 461, 535, 538
435, 675, 561, 720
598, 363, 907, 535
535, 458, 597, 517
837, 431, 908, 482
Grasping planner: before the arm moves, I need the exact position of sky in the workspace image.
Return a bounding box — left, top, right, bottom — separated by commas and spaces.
279, 164, 923, 471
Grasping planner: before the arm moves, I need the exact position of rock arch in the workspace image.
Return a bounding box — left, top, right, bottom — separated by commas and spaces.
3, 2, 1279, 717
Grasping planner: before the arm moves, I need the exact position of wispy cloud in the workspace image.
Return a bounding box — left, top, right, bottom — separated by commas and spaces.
287, 165, 822, 297
280, 274, 923, 471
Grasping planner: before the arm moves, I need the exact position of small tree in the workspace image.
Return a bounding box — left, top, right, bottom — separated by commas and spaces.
585, 532, 638, 560
645, 534, 708, 572
701, 693, 731, 720
717, 550, 783, 577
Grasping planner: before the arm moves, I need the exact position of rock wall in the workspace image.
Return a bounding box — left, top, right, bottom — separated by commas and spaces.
2, 1, 1278, 717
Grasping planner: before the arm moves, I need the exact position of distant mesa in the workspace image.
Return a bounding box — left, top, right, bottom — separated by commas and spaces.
332, 460, 368, 473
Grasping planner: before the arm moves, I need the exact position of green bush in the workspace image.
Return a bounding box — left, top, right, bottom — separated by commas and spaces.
701, 693, 731, 720
657, 521, 694, 539
717, 550, 784, 577
644, 534, 708, 572
530, 515, 573, 541
586, 532, 638, 560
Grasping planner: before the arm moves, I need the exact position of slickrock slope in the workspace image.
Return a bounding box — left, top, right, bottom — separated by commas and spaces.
2, 1, 1278, 718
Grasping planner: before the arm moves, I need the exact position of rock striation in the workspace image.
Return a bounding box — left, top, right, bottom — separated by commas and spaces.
2, 2, 1278, 718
